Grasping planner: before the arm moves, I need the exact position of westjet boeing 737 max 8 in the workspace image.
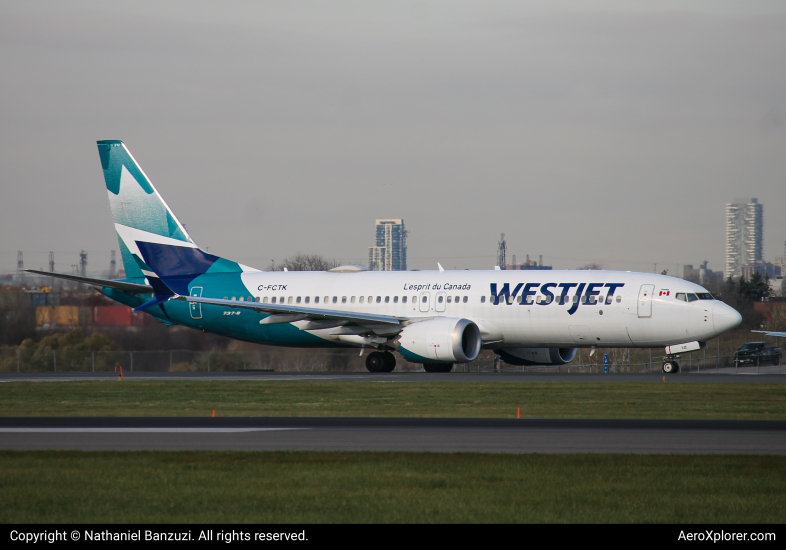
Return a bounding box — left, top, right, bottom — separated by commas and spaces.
28, 141, 742, 373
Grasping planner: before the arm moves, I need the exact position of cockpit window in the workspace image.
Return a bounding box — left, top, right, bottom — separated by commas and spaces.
697, 293, 713, 300
675, 293, 687, 302
687, 293, 698, 302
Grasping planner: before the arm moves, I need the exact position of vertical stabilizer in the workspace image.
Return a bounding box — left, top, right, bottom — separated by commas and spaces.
97, 140, 197, 279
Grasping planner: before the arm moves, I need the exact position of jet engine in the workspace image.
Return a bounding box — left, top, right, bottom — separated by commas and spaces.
496, 347, 577, 366
396, 318, 482, 363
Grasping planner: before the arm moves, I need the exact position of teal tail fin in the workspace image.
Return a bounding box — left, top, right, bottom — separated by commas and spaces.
97, 140, 197, 279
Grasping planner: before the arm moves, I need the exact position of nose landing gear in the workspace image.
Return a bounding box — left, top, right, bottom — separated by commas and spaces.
662, 355, 680, 374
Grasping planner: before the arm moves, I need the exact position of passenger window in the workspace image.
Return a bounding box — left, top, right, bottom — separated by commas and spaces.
296, 297, 301, 304
238, 297, 244, 301
605, 295, 611, 305
385, 296, 390, 303
687, 293, 698, 302
616, 295, 621, 303
342, 296, 347, 303
377, 296, 382, 303
455, 296, 459, 303
305, 297, 310, 304
402, 296, 407, 303
481, 296, 486, 303
369, 296, 373, 303
359, 296, 364, 303
394, 296, 398, 303
314, 296, 319, 304
422, 296, 427, 303
271, 297, 276, 303
536, 295, 542, 304
324, 296, 329, 303
438, 296, 443, 303
447, 296, 452, 303
463, 296, 468, 303
288, 297, 293, 304
573, 296, 578, 303
333, 296, 338, 303
675, 293, 687, 302
351, 296, 356, 303
262, 297, 268, 303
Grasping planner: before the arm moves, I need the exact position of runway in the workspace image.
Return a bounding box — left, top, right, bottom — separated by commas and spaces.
1, 371, 784, 383
1, 417, 784, 454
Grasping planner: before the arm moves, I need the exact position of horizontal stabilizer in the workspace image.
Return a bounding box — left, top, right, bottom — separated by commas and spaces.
24, 270, 153, 294
134, 295, 174, 312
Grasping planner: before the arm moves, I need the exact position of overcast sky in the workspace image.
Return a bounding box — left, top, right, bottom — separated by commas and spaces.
1, 1, 785, 276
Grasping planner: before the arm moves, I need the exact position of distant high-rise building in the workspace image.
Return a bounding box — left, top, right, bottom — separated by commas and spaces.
368, 219, 407, 271
725, 198, 763, 279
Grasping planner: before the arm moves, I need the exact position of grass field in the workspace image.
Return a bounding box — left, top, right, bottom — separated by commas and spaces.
1, 451, 784, 523
1, 380, 785, 419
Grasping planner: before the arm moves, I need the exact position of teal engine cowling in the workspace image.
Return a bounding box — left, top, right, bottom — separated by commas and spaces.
496, 347, 577, 366
396, 318, 482, 363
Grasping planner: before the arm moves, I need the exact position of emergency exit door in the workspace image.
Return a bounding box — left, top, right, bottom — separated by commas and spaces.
419, 292, 430, 312
190, 287, 203, 319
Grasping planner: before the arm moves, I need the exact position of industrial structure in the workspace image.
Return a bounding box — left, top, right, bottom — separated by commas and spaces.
496, 233, 506, 269
496, 234, 552, 270
368, 219, 407, 271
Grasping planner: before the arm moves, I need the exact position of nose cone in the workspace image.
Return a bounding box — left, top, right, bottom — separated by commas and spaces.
713, 301, 742, 334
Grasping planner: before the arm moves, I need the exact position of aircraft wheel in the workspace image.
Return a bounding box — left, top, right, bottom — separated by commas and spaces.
424, 363, 453, 373
381, 352, 396, 372
662, 361, 675, 374
672, 361, 680, 373
365, 352, 386, 373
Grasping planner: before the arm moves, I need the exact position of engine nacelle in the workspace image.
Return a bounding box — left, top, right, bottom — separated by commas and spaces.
396, 318, 482, 363
496, 347, 577, 366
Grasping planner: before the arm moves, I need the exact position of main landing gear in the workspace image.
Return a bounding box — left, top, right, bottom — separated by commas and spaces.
662, 355, 680, 374
365, 351, 396, 373
423, 363, 454, 373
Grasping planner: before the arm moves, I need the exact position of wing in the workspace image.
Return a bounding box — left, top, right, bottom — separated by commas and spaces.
751, 330, 786, 338
174, 295, 406, 327
25, 269, 153, 294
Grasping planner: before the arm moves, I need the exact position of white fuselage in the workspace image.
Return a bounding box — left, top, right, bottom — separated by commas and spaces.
233, 269, 741, 349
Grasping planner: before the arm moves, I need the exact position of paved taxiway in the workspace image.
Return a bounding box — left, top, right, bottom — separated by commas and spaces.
1, 418, 784, 454
1, 372, 784, 383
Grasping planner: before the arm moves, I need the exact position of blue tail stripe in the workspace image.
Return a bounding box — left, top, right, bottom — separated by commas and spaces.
137, 242, 220, 278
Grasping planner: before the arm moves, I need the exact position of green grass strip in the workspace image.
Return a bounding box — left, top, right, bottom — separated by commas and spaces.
1, 451, 784, 523
1, 381, 785, 419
